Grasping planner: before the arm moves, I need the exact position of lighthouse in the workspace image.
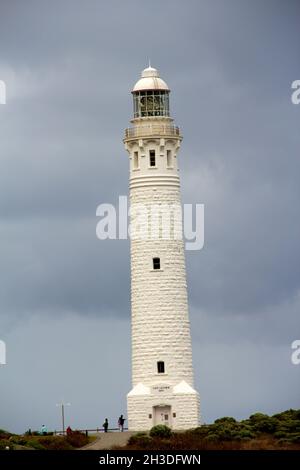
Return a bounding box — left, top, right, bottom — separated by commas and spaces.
124, 66, 200, 431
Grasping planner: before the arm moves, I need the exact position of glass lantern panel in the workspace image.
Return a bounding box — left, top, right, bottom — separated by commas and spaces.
133, 91, 170, 117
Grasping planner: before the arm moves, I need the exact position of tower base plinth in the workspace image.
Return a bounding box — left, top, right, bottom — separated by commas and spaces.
127, 381, 200, 431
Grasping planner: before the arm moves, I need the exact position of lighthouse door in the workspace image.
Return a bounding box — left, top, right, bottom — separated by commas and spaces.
153, 406, 172, 427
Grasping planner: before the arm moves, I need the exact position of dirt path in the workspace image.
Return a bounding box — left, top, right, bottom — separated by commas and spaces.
81, 431, 134, 450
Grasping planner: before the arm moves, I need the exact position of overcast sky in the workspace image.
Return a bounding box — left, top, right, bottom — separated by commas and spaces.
0, 0, 299, 433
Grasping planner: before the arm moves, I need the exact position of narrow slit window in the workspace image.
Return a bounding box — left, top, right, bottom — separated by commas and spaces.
157, 361, 165, 374
167, 150, 172, 168
149, 150, 156, 167
153, 257, 160, 270
133, 151, 139, 169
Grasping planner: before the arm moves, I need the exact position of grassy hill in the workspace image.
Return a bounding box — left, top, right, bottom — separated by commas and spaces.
115, 409, 300, 450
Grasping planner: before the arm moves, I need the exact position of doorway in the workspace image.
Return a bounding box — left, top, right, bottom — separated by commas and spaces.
153, 405, 172, 428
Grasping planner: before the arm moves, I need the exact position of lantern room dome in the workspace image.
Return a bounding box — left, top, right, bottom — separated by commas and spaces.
132, 66, 170, 92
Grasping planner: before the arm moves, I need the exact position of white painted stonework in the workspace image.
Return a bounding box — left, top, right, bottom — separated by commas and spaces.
124, 67, 200, 431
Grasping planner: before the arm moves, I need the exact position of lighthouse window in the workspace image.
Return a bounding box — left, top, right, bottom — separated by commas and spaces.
167, 150, 172, 168
153, 257, 160, 270
149, 150, 156, 167
157, 361, 165, 374
133, 151, 139, 169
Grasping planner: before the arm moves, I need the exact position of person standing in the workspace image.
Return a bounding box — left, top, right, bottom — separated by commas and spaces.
118, 415, 125, 432
103, 418, 109, 433
41, 424, 47, 436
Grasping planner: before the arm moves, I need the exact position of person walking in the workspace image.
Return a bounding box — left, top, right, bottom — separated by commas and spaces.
103, 418, 109, 433
118, 415, 125, 432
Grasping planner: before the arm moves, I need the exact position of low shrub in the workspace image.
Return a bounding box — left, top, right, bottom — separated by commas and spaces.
25, 436, 73, 450
274, 430, 288, 439
278, 438, 295, 446
149, 425, 172, 439
203, 433, 219, 442
0, 439, 14, 450
186, 425, 210, 437
66, 431, 89, 448
0, 430, 11, 440
235, 429, 256, 440
9, 435, 27, 446
41, 437, 73, 450
214, 417, 237, 425
128, 432, 147, 444
290, 435, 300, 443
248, 413, 277, 433
128, 433, 153, 447
26, 439, 47, 450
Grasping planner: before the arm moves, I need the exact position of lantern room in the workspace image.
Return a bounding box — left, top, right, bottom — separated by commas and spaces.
132, 66, 170, 118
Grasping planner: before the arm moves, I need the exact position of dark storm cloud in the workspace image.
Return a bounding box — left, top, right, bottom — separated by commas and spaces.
0, 0, 299, 432
0, 218, 130, 315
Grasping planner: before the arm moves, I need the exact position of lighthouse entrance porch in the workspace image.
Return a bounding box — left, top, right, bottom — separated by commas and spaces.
153, 405, 172, 428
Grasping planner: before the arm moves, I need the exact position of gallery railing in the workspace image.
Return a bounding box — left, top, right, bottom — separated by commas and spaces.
125, 124, 181, 139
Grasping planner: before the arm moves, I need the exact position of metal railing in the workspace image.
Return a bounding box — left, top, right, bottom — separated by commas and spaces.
53, 427, 128, 436
125, 124, 181, 139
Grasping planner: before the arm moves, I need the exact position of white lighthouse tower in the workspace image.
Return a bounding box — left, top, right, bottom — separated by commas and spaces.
124, 66, 200, 431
